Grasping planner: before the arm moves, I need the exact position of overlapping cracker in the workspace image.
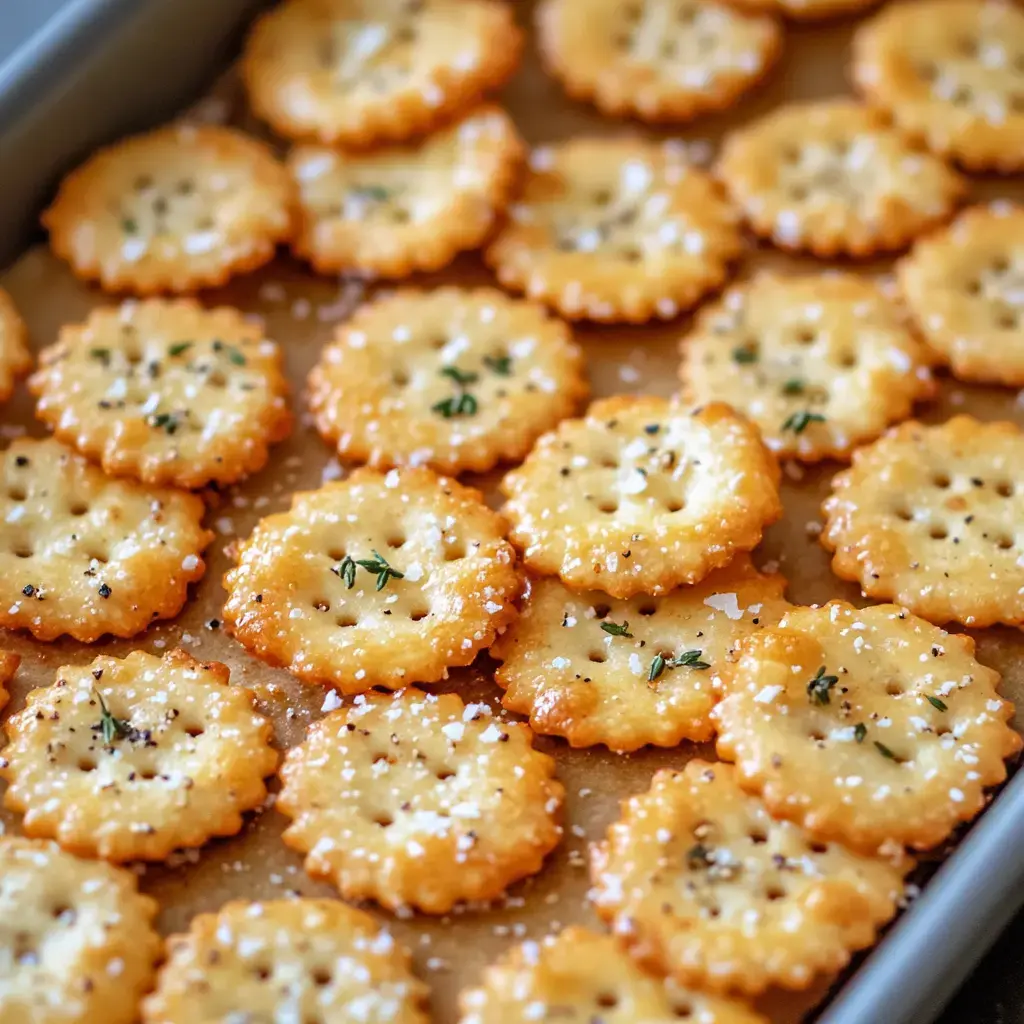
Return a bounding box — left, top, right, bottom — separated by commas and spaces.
491, 556, 788, 752
501, 396, 782, 598
0, 650, 19, 714
0, 438, 211, 642
680, 273, 937, 461
458, 926, 768, 1024
42, 124, 295, 295
590, 761, 909, 995
223, 467, 522, 692
289, 105, 524, 277
0, 286, 32, 404
30, 299, 292, 489
716, 100, 965, 257
277, 689, 564, 913
0, 649, 277, 862
142, 899, 429, 1024
486, 138, 744, 323
720, 0, 880, 21
308, 287, 588, 475
536, 0, 782, 123
0, 837, 160, 1024
853, 0, 1024, 173
243, 0, 523, 147
714, 602, 1022, 852
898, 204, 1024, 385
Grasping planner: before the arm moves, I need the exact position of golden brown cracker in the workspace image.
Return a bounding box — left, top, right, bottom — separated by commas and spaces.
680, 273, 937, 461
307, 287, 588, 475
500, 396, 782, 598
720, 0, 880, 21
590, 761, 909, 995
289, 105, 524, 277
277, 689, 564, 913
714, 602, 1022, 852
491, 556, 788, 752
716, 100, 965, 257
0, 649, 277, 862
42, 124, 295, 295
0, 286, 32, 404
223, 467, 522, 692
0, 650, 19, 715
486, 138, 744, 323
0, 437, 211, 642
30, 298, 292, 489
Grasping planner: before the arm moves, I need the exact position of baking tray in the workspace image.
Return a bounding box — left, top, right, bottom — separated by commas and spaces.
1, 3, 1023, 1023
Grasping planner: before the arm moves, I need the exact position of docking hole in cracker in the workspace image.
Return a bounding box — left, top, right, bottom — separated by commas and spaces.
0, 437, 211, 642
822, 416, 1024, 628
41, 124, 295, 295
716, 100, 965, 258
308, 287, 589, 475
713, 601, 1022, 852
223, 467, 522, 692
501, 395, 782, 598
491, 555, 788, 752
30, 299, 292, 489
243, 0, 523, 148
852, 0, 1024, 173
536, 0, 782, 124
0, 836, 161, 1024
0, 286, 32, 405
680, 273, 936, 462
289, 105, 524, 278
142, 899, 429, 1024
458, 926, 769, 1024
277, 688, 564, 913
590, 760, 909, 995
0, 649, 277, 863
486, 137, 743, 323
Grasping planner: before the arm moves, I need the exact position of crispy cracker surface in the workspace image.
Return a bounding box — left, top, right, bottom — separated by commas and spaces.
0, 286, 32, 404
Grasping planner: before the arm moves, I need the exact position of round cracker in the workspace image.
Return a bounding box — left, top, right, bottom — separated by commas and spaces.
714, 601, 1022, 852
222, 467, 522, 692
0, 837, 160, 1024
0, 437, 211, 642
716, 100, 965, 258
486, 138, 744, 323
307, 287, 588, 475
500, 396, 782, 598
142, 899, 429, 1024
30, 299, 292, 489
536, 0, 782, 124
0, 286, 32, 405
242, 0, 523, 148
289, 105, 524, 277
41, 123, 294, 295
277, 688, 564, 913
590, 761, 909, 995
680, 273, 937, 461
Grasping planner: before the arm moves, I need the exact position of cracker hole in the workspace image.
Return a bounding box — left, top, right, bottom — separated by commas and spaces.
313, 599, 331, 613
311, 967, 333, 987
992, 256, 1011, 275
996, 535, 1015, 550
596, 993, 619, 1009
386, 533, 406, 549
620, 246, 642, 263
638, 604, 657, 616
591, 189, 612, 206
838, 351, 857, 368
894, 507, 913, 522
77, 758, 97, 773
795, 328, 816, 346
997, 481, 1015, 498
444, 539, 467, 561
664, 499, 685, 513
997, 310, 1018, 330
965, 279, 981, 296
7, 487, 26, 502
929, 524, 949, 540
597, 499, 619, 514
392, 370, 410, 387
50, 904, 76, 925
808, 841, 828, 854
84, 550, 109, 564
917, 61, 937, 82
139, 770, 157, 781
430, 335, 447, 350
374, 814, 394, 827
660, 38, 676, 59
588, 651, 607, 664
599, 456, 620, 469
409, 608, 430, 622
327, 548, 347, 562
932, 472, 951, 489
704, 905, 721, 919
13, 546, 33, 559
592, 603, 612, 619
671, 1006, 695, 1020
208, 370, 227, 388
765, 886, 786, 901
886, 681, 904, 696
184, 725, 205, 738
253, 965, 272, 981
69, 502, 89, 516
335, 614, 358, 628
951, 85, 974, 107
748, 829, 768, 844
809, 730, 826, 742
435, 768, 455, 781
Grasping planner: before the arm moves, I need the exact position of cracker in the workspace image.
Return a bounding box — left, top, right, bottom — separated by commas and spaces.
713, 602, 1022, 852
536, 0, 781, 124
590, 761, 908, 995
0, 438, 211, 642
41, 124, 294, 295
0, 650, 19, 715
491, 556, 788, 753
242, 0, 523, 148
0, 836, 160, 1024
0, 649, 277, 862
458, 926, 768, 1024
486, 138, 744, 323
289, 105, 524, 278
500, 396, 782, 598
852, 0, 1024, 173
0, 286, 32, 405
822, 416, 1024, 628
716, 100, 965, 258
680, 273, 937, 462
308, 287, 588, 475
30, 299, 292, 489
897, 204, 1024, 385
719, 0, 880, 22
277, 688, 564, 913
223, 467, 522, 692
142, 899, 429, 1024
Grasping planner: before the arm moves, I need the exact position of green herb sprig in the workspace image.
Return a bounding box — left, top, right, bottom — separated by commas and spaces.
649, 649, 710, 682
